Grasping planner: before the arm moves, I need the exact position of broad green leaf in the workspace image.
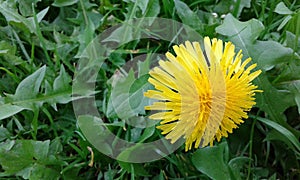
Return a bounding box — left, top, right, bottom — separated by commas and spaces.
129, 74, 152, 114
255, 116, 300, 153
106, 60, 152, 119
17, 0, 41, 16
255, 75, 294, 124
276, 80, 300, 114
0, 1, 33, 32
274, 2, 293, 15
137, 0, 149, 14
138, 126, 155, 142
265, 130, 294, 150
233, 0, 251, 17
45, 65, 72, 110
216, 14, 264, 43
35, 7, 50, 23
27, 164, 60, 180
130, 127, 143, 142
0, 126, 10, 141
0, 66, 46, 118
228, 157, 250, 180
75, 18, 96, 57
216, 14, 295, 132
0, 41, 24, 66
0, 2, 49, 34
49, 138, 63, 155
123, 0, 155, 21
174, 0, 203, 31
124, 0, 149, 14
0, 140, 62, 179
54, 65, 71, 92
251, 40, 293, 71
102, 24, 134, 44
106, 69, 136, 118
52, 0, 78, 7
138, 58, 150, 77
286, 31, 300, 54
192, 142, 231, 180
14, 66, 46, 100
0, 65, 75, 120
0, 140, 48, 175
0, 104, 25, 120
143, 0, 160, 19
266, 42, 300, 114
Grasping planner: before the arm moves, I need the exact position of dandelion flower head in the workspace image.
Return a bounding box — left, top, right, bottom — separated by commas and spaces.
144, 37, 262, 151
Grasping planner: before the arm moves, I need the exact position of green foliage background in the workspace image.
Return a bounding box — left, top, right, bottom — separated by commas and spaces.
0, 0, 299, 179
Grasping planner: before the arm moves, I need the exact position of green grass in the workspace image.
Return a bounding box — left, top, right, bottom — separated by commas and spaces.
0, 0, 299, 179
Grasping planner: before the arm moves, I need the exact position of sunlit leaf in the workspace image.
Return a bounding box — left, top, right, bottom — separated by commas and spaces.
274, 2, 293, 15
174, 0, 203, 31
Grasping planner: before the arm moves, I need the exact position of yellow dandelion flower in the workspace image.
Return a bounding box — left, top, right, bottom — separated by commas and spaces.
144, 37, 262, 151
